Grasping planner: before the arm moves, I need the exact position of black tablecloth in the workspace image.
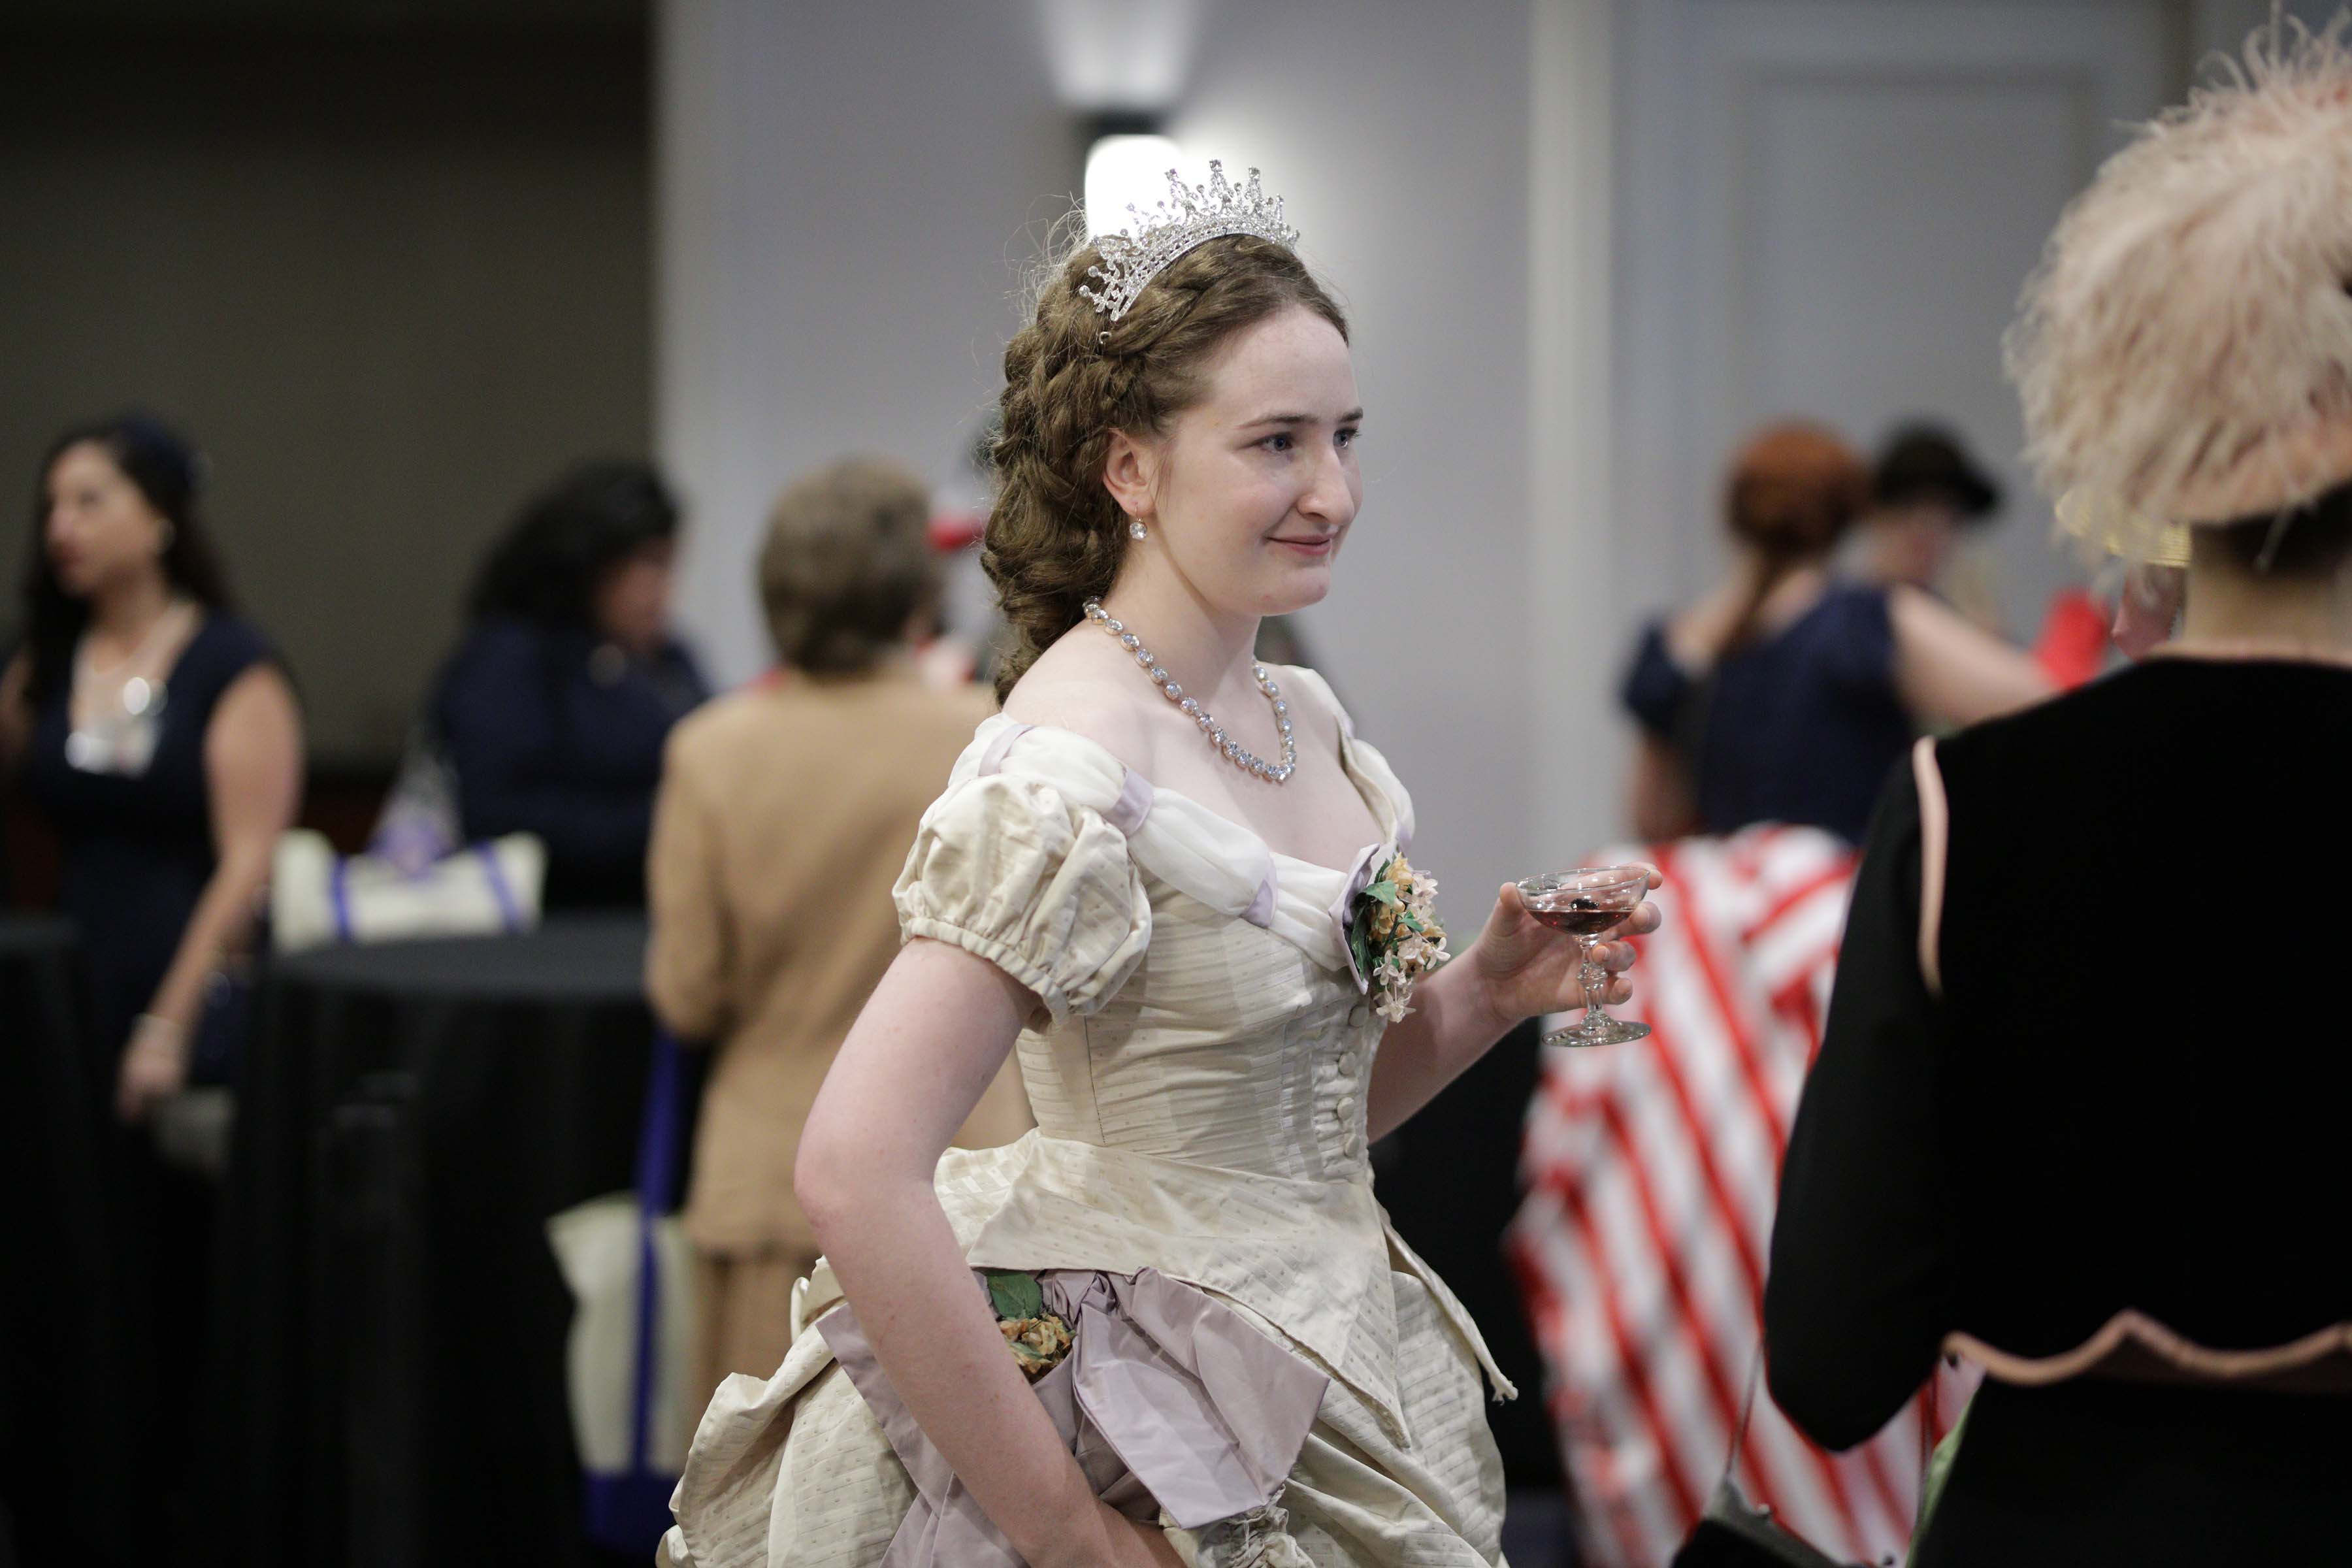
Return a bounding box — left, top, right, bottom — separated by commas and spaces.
199, 916, 662, 1568
1371, 1017, 1566, 1492
0, 917, 114, 1563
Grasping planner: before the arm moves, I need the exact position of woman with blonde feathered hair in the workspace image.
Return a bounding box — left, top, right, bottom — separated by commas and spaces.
1765, 20, 2352, 1565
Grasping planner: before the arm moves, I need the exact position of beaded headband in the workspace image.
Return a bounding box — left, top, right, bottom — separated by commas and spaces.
1078, 160, 1301, 324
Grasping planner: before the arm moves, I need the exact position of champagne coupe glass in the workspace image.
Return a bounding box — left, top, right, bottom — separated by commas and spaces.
1516, 866, 1653, 1047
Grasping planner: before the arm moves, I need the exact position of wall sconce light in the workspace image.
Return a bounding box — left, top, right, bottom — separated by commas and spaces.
1084, 110, 1182, 238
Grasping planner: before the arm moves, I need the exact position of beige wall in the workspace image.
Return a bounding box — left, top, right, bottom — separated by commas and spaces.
0, 21, 651, 763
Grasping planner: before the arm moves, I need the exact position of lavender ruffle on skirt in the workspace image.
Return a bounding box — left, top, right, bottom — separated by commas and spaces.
815, 1267, 1328, 1565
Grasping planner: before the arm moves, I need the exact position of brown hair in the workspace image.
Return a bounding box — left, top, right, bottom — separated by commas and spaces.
983, 225, 1348, 699
1727, 423, 1869, 557
759, 457, 938, 676
1714, 421, 1869, 654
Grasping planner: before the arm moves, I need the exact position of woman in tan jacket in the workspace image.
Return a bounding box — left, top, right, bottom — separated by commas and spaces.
647, 457, 1028, 1411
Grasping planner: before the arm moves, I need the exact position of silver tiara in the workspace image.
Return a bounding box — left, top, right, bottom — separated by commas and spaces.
1078, 160, 1301, 323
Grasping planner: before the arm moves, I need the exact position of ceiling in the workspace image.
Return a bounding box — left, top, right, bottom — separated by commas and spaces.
0, 0, 644, 33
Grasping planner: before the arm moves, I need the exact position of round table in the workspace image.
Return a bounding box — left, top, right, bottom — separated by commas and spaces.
201, 915, 672, 1568
0, 916, 119, 1561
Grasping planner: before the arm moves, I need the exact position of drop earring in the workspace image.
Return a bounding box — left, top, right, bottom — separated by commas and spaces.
1128, 517, 1147, 542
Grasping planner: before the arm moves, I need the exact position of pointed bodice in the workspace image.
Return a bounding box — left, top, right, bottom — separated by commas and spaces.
877, 667, 1510, 1429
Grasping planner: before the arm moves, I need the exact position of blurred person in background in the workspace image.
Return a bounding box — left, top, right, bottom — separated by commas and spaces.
1770, 28, 2352, 1560
0, 413, 303, 1547
434, 459, 707, 908
645, 457, 1028, 1416
1621, 421, 2052, 844
1853, 421, 2002, 598
1858, 421, 2119, 685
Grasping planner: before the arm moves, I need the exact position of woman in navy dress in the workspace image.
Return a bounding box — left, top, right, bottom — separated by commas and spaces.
431, 461, 708, 909
0, 414, 304, 1551
1620, 422, 2051, 843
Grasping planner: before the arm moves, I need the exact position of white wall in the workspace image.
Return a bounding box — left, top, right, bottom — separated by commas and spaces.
658, 0, 2246, 921
656, 0, 1074, 687
1173, 0, 1538, 911
1531, 0, 2210, 863
1606, 0, 2177, 632
659, 0, 1544, 919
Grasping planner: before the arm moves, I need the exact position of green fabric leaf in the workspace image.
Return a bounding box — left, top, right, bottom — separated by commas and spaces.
1350, 923, 1373, 979
1366, 881, 1400, 907
984, 1269, 1043, 1322
1400, 912, 1424, 934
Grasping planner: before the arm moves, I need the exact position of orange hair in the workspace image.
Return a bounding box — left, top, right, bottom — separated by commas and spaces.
1724, 422, 1870, 560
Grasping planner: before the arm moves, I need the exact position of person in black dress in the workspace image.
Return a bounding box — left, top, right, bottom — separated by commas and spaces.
431, 460, 708, 909
1767, 29, 2352, 1562
0, 414, 304, 1557
1621, 422, 2050, 843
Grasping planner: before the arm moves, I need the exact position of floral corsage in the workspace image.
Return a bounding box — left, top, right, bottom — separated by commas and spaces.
1348, 855, 1449, 1024
984, 1269, 1075, 1381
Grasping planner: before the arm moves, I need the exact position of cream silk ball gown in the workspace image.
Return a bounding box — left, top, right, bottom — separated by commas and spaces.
662, 669, 1513, 1568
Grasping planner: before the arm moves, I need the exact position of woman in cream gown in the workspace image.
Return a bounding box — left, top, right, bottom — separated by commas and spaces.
662, 171, 1657, 1568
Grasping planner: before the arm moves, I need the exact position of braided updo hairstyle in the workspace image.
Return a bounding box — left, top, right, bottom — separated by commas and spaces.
1714, 422, 1869, 655
985, 225, 1348, 700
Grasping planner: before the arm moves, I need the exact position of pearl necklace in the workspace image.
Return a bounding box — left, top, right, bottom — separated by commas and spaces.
1082, 598, 1296, 783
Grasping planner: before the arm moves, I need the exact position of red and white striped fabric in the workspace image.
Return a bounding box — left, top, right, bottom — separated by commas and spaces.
1508, 826, 1962, 1568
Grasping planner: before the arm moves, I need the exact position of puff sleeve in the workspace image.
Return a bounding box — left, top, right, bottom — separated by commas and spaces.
1620, 621, 1691, 738
892, 772, 1153, 1022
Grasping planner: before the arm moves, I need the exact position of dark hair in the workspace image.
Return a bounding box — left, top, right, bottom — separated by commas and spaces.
467, 460, 679, 631
760, 457, 939, 676
985, 227, 1349, 700
19, 413, 233, 706
2212, 476, 2352, 578
1873, 423, 2001, 517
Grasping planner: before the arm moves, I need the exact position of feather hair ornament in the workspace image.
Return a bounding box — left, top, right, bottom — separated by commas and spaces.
2007, 14, 2352, 561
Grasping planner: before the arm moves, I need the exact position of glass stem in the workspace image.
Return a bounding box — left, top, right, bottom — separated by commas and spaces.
1579, 938, 1608, 1025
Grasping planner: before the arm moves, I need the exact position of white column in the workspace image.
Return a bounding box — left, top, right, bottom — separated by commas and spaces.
1527, 0, 1621, 863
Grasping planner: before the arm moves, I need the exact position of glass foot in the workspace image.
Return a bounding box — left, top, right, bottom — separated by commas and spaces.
1542, 1015, 1652, 1048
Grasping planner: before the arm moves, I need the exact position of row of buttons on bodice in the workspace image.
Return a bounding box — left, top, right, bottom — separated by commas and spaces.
1312, 1001, 1379, 1176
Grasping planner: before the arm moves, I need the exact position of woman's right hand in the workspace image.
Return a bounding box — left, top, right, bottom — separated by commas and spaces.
801, 939, 1143, 1567
116, 1013, 190, 1122
1055, 1503, 1183, 1568
1122, 1516, 1187, 1568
